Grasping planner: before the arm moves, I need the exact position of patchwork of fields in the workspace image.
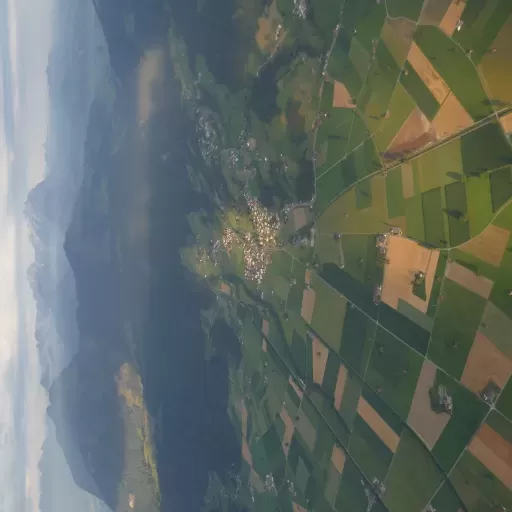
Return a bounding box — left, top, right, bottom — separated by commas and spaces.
183, 0, 512, 510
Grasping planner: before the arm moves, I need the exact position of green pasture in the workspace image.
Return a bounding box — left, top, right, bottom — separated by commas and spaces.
339, 306, 377, 374
478, 13, 512, 106
386, 167, 406, 218
430, 481, 467, 512
466, 172, 494, 237
355, 179, 372, 209
427, 279, 487, 380
310, 273, 348, 352
400, 61, 440, 120
364, 327, 423, 420
374, 83, 416, 153
386, 0, 424, 21
497, 378, 512, 421
451, 450, 512, 512
423, 188, 447, 246
415, 138, 463, 193
415, 25, 493, 120
342, 0, 387, 53
316, 234, 341, 267
454, 0, 512, 63
462, 123, 512, 177
384, 428, 445, 512
431, 369, 489, 472
427, 252, 449, 317
445, 181, 470, 245
349, 414, 394, 482
405, 194, 426, 241
490, 166, 512, 212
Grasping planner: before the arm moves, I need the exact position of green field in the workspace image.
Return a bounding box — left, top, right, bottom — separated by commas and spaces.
310, 273, 348, 352
348, 414, 394, 482
364, 327, 424, 420
427, 279, 487, 380
430, 481, 467, 512
466, 172, 494, 236
386, 167, 406, 218
431, 369, 489, 472
405, 194, 426, 240
451, 449, 512, 512
339, 306, 377, 374
422, 188, 447, 246
454, 0, 512, 62
384, 428, 445, 512
415, 25, 494, 120
355, 179, 372, 209
386, 0, 424, 20
445, 181, 470, 245
462, 123, 512, 178
490, 166, 512, 212
373, 84, 416, 153
399, 61, 440, 120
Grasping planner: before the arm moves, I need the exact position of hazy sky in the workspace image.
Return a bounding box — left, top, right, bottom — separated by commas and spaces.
0, 0, 53, 509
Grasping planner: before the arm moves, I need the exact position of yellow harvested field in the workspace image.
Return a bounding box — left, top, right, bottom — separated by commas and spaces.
459, 224, 510, 267
242, 438, 252, 466
262, 319, 269, 337
469, 424, 512, 490
500, 111, 512, 134
333, 81, 355, 108
220, 283, 232, 295
293, 207, 308, 230
386, 107, 434, 155
301, 288, 316, 324
289, 376, 304, 399
334, 365, 347, 411
312, 337, 329, 385
407, 42, 450, 104
381, 18, 416, 66
255, 0, 285, 54
357, 397, 400, 453
331, 445, 346, 473
407, 360, 451, 449
420, 0, 452, 25
382, 236, 440, 313
431, 92, 473, 140
461, 331, 512, 393
305, 269, 311, 285
241, 401, 248, 437
445, 261, 494, 299
439, 0, 467, 36
401, 164, 415, 199
280, 408, 294, 456
250, 470, 265, 493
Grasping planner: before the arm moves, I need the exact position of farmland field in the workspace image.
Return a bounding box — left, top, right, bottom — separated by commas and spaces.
176, 0, 512, 509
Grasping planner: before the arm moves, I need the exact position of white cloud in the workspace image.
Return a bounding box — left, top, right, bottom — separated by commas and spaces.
0, 0, 55, 509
